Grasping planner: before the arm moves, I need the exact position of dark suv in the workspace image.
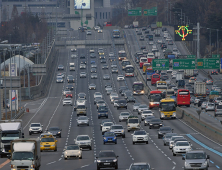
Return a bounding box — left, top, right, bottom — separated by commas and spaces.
96, 150, 119, 170
116, 99, 127, 109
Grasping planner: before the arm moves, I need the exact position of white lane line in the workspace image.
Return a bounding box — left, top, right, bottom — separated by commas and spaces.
81, 165, 89, 168
46, 161, 56, 165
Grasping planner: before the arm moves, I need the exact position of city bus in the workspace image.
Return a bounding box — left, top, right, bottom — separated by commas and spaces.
156, 81, 167, 92
159, 98, 176, 119
132, 81, 144, 95
176, 89, 190, 107
162, 89, 176, 100
151, 74, 160, 86
148, 90, 162, 109
139, 57, 148, 69
113, 29, 120, 38
125, 65, 134, 77
118, 50, 127, 61
146, 67, 155, 81
121, 59, 131, 70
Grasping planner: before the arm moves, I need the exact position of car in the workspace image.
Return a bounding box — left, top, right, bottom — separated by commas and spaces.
102, 64, 108, 69
74, 135, 92, 150
105, 86, 113, 92
132, 130, 149, 144
139, 36, 144, 41
96, 100, 106, 109
91, 64, 97, 68
98, 48, 104, 53
80, 72, 86, 78
133, 103, 140, 111
80, 55, 85, 59
113, 98, 120, 107
77, 116, 89, 126
215, 87, 221, 93
142, 49, 148, 54
145, 29, 149, 34
149, 118, 163, 129
94, 97, 103, 105
169, 136, 184, 149
91, 73, 98, 79
116, 99, 127, 109
65, 92, 73, 98
117, 75, 125, 81
109, 52, 114, 57
111, 68, 118, 73
46, 126, 62, 138
172, 141, 192, 156
205, 102, 215, 112
78, 92, 86, 99
100, 119, 112, 130
119, 86, 128, 94
138, 104, 149, 114
105, 83, 112, 88
110, 124, 125, 138
29, 123, 43, 135
79, 64, 86, 69
149, 41, 154, 45
96, 150, 118, 170
214, 104, 222, 117
110, 92, 119, 103
86, 30, 91, 35
89, 48, 95, 53
168, 40, 173, 45
94, 92, 102, 99
81, 60, 87, 64
163, 133, 178, 146
63, 97, 73, 106
141, 110, 154, 121
166, 37, 171, 41
137, 31, 142, 35
58, 64, 64, 70
119, 112, 130, 122
144, 116, 155, 126
103, 132, 117, 144
100, 59, 106, 63
189, 77, 196, 84
99, 55, 105, 59
98, 29, 103, 33
211, 70, 218, 75
40, 134, 57, 152
157, 39, 163, 43
98, 105, 108, 118
206, 79, 213, 85
71, 48, 77, 52
91, 68, 97, 73
126, 95, 135, 103
90, 53, 96, 58
64, 144, 82, 159
89, 83, 96, 90
63, 89, 71, 96
102, 122, 114, 135
103, 74, 110, 80
57, 73, 64, 78
158, 126, 173, 139
201, 101, 207, 110
94, 26, 100, 30
183, 150, 210, 170
128, 162, 154, 170
56, 77, 63, 83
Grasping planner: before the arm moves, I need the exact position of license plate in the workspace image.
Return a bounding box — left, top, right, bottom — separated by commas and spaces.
45, 148, 50, 149
132, 127, 136, 129
183, 102, 185, 103
21, 169, 25, 170
104, 163, 110, 165
108, 139, 112, 141
34, 132, 38, 133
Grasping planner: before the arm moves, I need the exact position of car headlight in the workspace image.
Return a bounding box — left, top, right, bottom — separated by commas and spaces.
65, 151, 67, 154
203, 161, 208, 166
114, 137, 116, 140
184, 162, 189, 167
173, 112, 176, 116
58, 132, 61, 134
104, 137, 106, 140
121, 130, 124, 132
113, 159, 117, 162
97, 160, 101, 162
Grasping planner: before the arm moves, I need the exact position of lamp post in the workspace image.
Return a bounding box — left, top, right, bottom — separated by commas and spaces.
207, 28, 211, 55
173, 8, 182, 25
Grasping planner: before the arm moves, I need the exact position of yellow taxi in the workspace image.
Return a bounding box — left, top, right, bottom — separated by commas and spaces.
40, 134, 57, 152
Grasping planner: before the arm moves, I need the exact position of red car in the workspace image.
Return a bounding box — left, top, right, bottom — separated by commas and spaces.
211, 70, 218, 75
66, 92, 73, 98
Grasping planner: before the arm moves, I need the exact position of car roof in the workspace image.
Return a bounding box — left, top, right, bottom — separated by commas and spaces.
132, 162, 149, 166
186, 150, 205, 153
99, 150, 114, 153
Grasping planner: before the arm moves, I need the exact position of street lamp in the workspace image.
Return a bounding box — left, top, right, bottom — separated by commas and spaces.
207, 28, 211, 55
173, 8, 182, 25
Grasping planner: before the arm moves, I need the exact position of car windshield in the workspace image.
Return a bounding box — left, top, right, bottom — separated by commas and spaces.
77, 136, 90, 141
129, 119, 139, 123
134, 131, 146, 135
49, 127, 59, 131
134, 103, 140, 106
104, 132, 115, 137
139, 105, 147, 108
98, 106, 108, 111
161, 102, 176, 111
77, 105, 86, 109
121, 112, 129, 116
208, 103, 214, 106
145, 116, 155, 120
2, 132, 19, 137
12, 152, 34, 160
104, 123, 113, 126
118, 100, 126, 103
98, 101, 105, 104
130, 165, 150, 170
78, 117, 88, 120
67, 145, 79, 150
111, 126, 123, 129
176, 142, 189, 146
151, 119, 161, 122
41, 138, 54, 142
99, 152, 116, 157
31, 124, 40, 127
186, 153, 206, 159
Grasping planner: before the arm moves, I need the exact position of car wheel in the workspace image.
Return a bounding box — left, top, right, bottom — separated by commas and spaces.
89, 146, 92, 150
103, 141, 105, 145
205, 110, 207, 112
122, 134, 125, 138
79, 155, 82, 159
133, 141, 135, 145
97, 166, 100, 170
149, 127, 151, 129
117, 107, 119, 110
125, 107, 127, 109
119, 120, 121, 122
115, 141, 117, 144
77, 124, 79, 126
146, 141, 148, 144
173, 152, 176, 156
55, 148, 57, 151
144, 123, 146, 126
164, 143, 166, 146
87, 124, 89, 126
215, 114, 217, 117
29, 132, 32, 135
98, 117, 100, 119
158, 135, 161, 139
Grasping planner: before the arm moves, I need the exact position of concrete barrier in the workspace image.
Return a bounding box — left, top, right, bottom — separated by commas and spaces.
176, 107, 222, 143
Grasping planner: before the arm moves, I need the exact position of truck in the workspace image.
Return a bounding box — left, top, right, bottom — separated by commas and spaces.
0, 120, 24, 157
69, 63, 75, 71
167, 55, 175, 59
154, 29, 161, 37
154, 52, 160, 58
151, 23, 157, 31
133, 21, 138, 28
176, 73, 183, 83
147, 53, 155, 63
194, 82, 206, 97
184, 69, 193, 79
9, 138, 41, 170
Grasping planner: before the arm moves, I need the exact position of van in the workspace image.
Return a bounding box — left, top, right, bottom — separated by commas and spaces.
126, 116, 140, 132
214, 104, 222, 117
151, 74, 160, 86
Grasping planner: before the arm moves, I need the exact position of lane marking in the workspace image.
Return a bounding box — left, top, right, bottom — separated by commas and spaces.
46, 161, 56, 165
0, 159, 10, 168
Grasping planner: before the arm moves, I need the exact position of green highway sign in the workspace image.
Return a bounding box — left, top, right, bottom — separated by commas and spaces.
212, 54, 220, 58
187, 55, 196, 58
144, 7, 157, 16
128, 9, 141, 16
172, 59, 195, 69
152, 59, 169, 70
144, 9, 148, 16
197, 58, 220, 69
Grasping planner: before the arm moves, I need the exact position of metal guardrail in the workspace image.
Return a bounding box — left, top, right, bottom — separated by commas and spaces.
13, 108, 25, 119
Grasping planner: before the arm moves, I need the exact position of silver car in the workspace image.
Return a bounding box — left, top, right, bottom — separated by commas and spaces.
110, 124, 125, 138
74, 135, 92, 150
133, 103, 140, 111
77, 116, 89, 126
91, 73, 97, 79
119, 112, 130, 122
80, 72, 87, 78
63, 98, 73, 106
201, 101, 207, 110
103, 74, 110, 80
89, 83, 96, 90
163, 133, 177, 146
205, 102, 215, 112
80, 64, 86, 69
138, 104, 149, 114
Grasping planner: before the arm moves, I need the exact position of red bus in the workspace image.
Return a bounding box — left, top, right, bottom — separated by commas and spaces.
148, 90, 162, 109
105, 22, 112, 26
139, 57, 148, 69
151, 74, 160, 86
176, 89, 190, 107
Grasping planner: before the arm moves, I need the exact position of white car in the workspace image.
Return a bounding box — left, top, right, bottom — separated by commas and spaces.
167, 69, 173, 73
138, 104, 149, 114
172, 141, 192, 156
110, 92, 118, 103
71, 54, 77, 58
89, 48, 95, 53
64, 144, 82, 159
119, 112, 130, 122
117, 75, 125, 81
166, 37, 171, 41
141, 110, 154, 121
94, 26, 100, 30
133, 103, 140, 111
80, 64, 86, 69
98, 29, 103, 33
74, 135, 92, 150
94, 92, 102, 99
86, 30, 92, 35
149, 41, 154, 45
109, 52, 114, 57
88, 83, 96, 90
102, 122, 114, 135
157, 39, 163, 43
29, 123, 43, 135
105, 87, 113, 92
132, 130, 149, 144
80, 72, 87, 78
63, 98, 73, 106
63, 89, 71, 96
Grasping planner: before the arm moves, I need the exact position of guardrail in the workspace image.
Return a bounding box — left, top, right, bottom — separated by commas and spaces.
12, 108, 25, 119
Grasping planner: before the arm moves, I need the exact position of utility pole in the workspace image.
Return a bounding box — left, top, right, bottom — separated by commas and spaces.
197, 22, 200, 59
28, 65, 30, 99
217, 29, 219, 54
167, 0, 168, 25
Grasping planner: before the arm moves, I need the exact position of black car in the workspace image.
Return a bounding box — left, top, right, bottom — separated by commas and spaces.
162, 27, 167, 31
127, 96, 135, 103
142, 27, 147, 31
116, 99, 127, 109
96, 150, 119, 170
80, 54, 85, 58
140, 46, 146, 49
198, 98, 208, 107
145, 30, 149, 34
90, 53, 96, 58
211, 70, 218, 75
149, 118, 163, 129
46, 126, 62, 138
178, 80, 185, 88
119, 86, 128, 94
67, 75, 75, 83
66, 84, 74, 90
161, 44, 167, 49
158, 126, 173, 139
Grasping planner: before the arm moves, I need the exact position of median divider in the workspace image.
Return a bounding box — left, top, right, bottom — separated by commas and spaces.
176, 107, 222, 143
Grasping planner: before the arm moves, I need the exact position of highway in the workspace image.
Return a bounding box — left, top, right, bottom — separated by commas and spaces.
0, 28, 222, 170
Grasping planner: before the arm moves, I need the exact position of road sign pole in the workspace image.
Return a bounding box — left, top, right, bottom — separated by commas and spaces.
197, 22, 200, 59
